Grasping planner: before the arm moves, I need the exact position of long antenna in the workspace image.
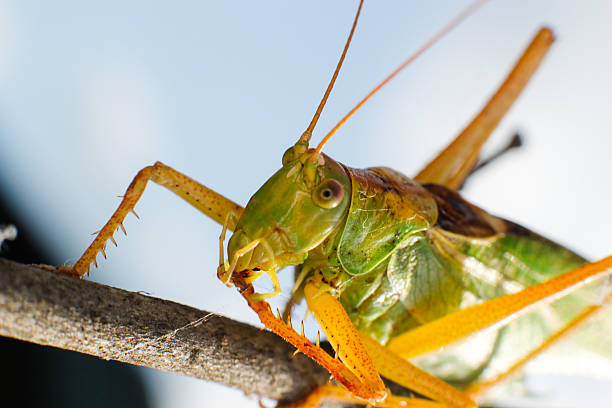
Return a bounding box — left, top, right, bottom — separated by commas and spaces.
298, 0, 364, 145
315, 0, 489, 154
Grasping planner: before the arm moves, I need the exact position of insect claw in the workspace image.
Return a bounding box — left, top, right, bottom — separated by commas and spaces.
291, 349, 300, 359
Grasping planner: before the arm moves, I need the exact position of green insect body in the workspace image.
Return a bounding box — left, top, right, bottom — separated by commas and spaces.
43, 4, 612, 404
226, 142, 600, 388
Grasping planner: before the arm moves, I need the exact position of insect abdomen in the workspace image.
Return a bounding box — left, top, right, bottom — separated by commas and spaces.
337, 180, 594, 385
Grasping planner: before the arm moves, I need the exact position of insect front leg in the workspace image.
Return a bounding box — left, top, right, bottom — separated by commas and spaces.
239, 286, 366, 398
271, 280, 476, 408
47, 161, 243, 277
303, 281, 386, 401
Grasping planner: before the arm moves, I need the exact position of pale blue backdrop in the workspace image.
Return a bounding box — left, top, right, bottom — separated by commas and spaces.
0, 1, 610, 407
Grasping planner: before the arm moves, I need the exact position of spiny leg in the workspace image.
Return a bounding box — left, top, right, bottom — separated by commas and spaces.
239, 286, 366, 399
414, 28, 553, 190
272, 280, 476, 408
464, 291, 612, 399
278, 384, 446, 408
50, 161, 243, 277
303, 281, 386, 400
284, 335, 476, 408
386, 256, 612, 359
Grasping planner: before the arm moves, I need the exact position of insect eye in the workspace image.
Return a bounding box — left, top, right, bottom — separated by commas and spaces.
312, 179, 344, 209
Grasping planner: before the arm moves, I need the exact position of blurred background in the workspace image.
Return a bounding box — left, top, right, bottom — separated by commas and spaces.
0, 1, 610, 407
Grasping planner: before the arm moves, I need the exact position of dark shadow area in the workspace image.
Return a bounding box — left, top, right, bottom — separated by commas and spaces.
0, 187, 151, 408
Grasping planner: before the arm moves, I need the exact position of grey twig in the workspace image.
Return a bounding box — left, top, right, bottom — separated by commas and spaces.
0, 258, 330, 404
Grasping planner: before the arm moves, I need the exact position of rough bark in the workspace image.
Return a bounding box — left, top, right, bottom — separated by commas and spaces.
0, 257, 330, 404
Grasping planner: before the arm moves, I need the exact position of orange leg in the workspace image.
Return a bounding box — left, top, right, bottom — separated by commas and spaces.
245, 281, 477, 408
284, 257, 610, 407
387, 256, 612, 358
464, 291, 612, 399
414, 28, 554, 189
303, 281, 386, 400
278, 384, 445, 408
47, 161, 243, 277
359, 334, 476, 408
241, 286, 366, 399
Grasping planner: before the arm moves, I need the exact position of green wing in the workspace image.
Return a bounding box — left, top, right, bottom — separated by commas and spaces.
409, 183, 608, 384
337, 167, 437, 275
422, 226, 598, 383
387, 233, 464, 324
335, 181, 610, 384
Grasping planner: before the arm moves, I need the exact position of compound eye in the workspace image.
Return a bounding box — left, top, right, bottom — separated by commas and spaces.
312, 179, 344, 209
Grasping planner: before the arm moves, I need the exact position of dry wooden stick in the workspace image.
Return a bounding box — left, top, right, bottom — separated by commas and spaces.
0, 257, 330, 404
0, 257, 508, 408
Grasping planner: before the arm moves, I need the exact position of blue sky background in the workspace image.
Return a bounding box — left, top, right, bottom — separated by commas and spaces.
0, 1, 610, 407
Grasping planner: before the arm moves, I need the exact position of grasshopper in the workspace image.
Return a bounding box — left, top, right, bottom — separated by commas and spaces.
40, 1, 612, 407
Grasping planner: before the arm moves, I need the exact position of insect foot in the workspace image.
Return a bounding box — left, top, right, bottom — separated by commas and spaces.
39, 264, 87, 278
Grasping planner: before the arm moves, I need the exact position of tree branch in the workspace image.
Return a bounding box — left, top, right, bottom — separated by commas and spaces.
0, 258, 330, 404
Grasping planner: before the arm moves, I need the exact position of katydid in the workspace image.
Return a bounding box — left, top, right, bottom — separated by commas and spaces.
43, 1, 612, 407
